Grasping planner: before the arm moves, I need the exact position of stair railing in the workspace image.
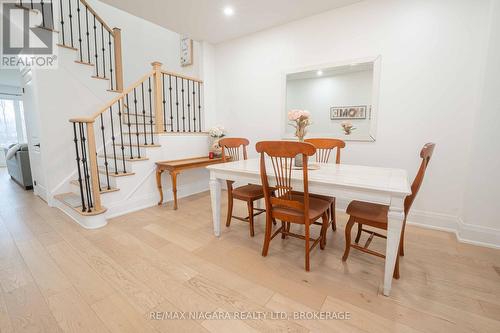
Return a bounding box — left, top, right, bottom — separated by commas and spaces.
18, 0, 124, 92
69, 62, 204, 214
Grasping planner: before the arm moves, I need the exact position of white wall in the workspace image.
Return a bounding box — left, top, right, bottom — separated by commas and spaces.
87, 0, 202, 86
213, 0, 497, 245
286, 70, 372, 138
461, 0, 500, 245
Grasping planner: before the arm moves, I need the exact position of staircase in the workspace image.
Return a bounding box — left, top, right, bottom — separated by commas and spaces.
20, 0, 206, 228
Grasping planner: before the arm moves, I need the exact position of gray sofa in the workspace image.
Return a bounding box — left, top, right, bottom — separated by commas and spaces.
4, 144, 33, 190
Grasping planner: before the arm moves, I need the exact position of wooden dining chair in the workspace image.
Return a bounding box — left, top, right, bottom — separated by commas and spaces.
342, 143, 435, 279
304, 138, 346, 232
256, 141, 331, 271
220, 138, 266, 237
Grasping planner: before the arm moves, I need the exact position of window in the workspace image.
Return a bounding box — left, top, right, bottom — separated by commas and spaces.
0, 99, 26, 166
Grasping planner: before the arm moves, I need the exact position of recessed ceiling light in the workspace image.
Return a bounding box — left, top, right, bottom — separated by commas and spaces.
223, 6, 234, 16
317, 70, 323, 76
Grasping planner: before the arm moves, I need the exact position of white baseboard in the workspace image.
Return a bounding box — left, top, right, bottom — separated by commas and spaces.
105, 180, 210, 219
336, 198, 500, 249
456, 218, 500, 249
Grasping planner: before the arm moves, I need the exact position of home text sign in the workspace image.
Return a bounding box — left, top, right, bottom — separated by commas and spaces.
330, 106, 368, 120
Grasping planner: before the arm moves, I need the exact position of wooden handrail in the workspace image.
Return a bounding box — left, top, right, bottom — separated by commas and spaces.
89, 71, 154, 120
160, 70, 204, 83
80, 0, 114, 34
69, 117, 94, 123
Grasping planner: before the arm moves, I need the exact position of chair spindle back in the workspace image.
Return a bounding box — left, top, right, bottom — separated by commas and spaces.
219, 138, 249, 161
305, 138, 346, 164
255, 141, 316, 222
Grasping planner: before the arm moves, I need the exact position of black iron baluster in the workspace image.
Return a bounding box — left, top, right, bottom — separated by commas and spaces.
117, 100, 126, 172
162, 74, 166, 132
85, 6, 90, 63
125, 93, 133, 159
76, 0, 83, 61
30, 0, 33, 9
109, 105, 118, 174
93, 15, 99, 76
133, 88, 141, 158
59, 0, 65, 45
175, 77, 179, 132
101, 23, 106, 78
99, 114, 111, 189
108, 31, 114, 90
50, 0, 54, 30
197, 82, 202, 131
181, 78, 186, 132
95, 152, 101, 192
141, 82, 147, 145
187, 79, 191, 132
73, 123, 86, 212
169, 75, 174, 132
68, 0, 74, 47
40, 0, 45, 29
79, 123, 93, 211
148, 77, 154, 144
192, 81, 196, 132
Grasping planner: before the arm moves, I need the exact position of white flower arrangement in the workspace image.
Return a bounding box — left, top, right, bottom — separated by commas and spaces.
288, 109, 311, 141
208, 126, 226, 138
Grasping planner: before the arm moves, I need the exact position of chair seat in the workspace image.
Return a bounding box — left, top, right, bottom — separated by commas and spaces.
273, 194, 331, 222
346, 200, 389, 224
232, 184, 265, 200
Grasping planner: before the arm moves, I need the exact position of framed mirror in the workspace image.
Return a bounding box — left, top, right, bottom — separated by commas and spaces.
282, 57, 381, 142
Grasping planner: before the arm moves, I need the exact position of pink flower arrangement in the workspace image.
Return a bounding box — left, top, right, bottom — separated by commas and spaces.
288, 109, 311, 141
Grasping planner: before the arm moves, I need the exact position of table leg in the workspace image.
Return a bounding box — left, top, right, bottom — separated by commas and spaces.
209, 173, 222, 237
170, 171, 179, 210
383, 197, 405, 296
156, 169, 164, 205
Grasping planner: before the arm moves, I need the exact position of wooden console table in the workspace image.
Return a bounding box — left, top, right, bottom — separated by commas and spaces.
156, 156, 227, 210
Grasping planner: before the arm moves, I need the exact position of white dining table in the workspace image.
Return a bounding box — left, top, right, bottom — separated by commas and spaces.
206, 158, 411, 296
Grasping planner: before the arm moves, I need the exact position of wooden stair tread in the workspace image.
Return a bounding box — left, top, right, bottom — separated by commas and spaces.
123, 131, 162, 135
70, 180, 119, 194
91, 75, 110, 80
114, 143, 161, 148
57, 43, 77, 51
98, 168, 135, 177
122, 113, 154, 118
98, 154, 149, 161
122, 122, 156, 126
75, 60, 94, 66
54, 192, 107, 216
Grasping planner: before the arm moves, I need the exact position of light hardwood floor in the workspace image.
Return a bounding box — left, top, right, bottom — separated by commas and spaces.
0, 168, 499, 332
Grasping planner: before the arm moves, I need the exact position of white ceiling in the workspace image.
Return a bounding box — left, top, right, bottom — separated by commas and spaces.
287, 62, 373, 81
99, 0, 363, 44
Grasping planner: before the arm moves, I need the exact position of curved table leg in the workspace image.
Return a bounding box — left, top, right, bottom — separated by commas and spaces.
156, 169, 164, 205
170, 171, 179, 210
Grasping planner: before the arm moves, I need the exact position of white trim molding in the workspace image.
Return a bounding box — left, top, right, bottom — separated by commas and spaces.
336, 198, 500, 249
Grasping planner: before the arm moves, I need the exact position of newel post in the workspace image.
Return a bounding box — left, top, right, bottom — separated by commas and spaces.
152, 61, 164, 133
85, 122, 102, 211
113, 27, 124, 92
